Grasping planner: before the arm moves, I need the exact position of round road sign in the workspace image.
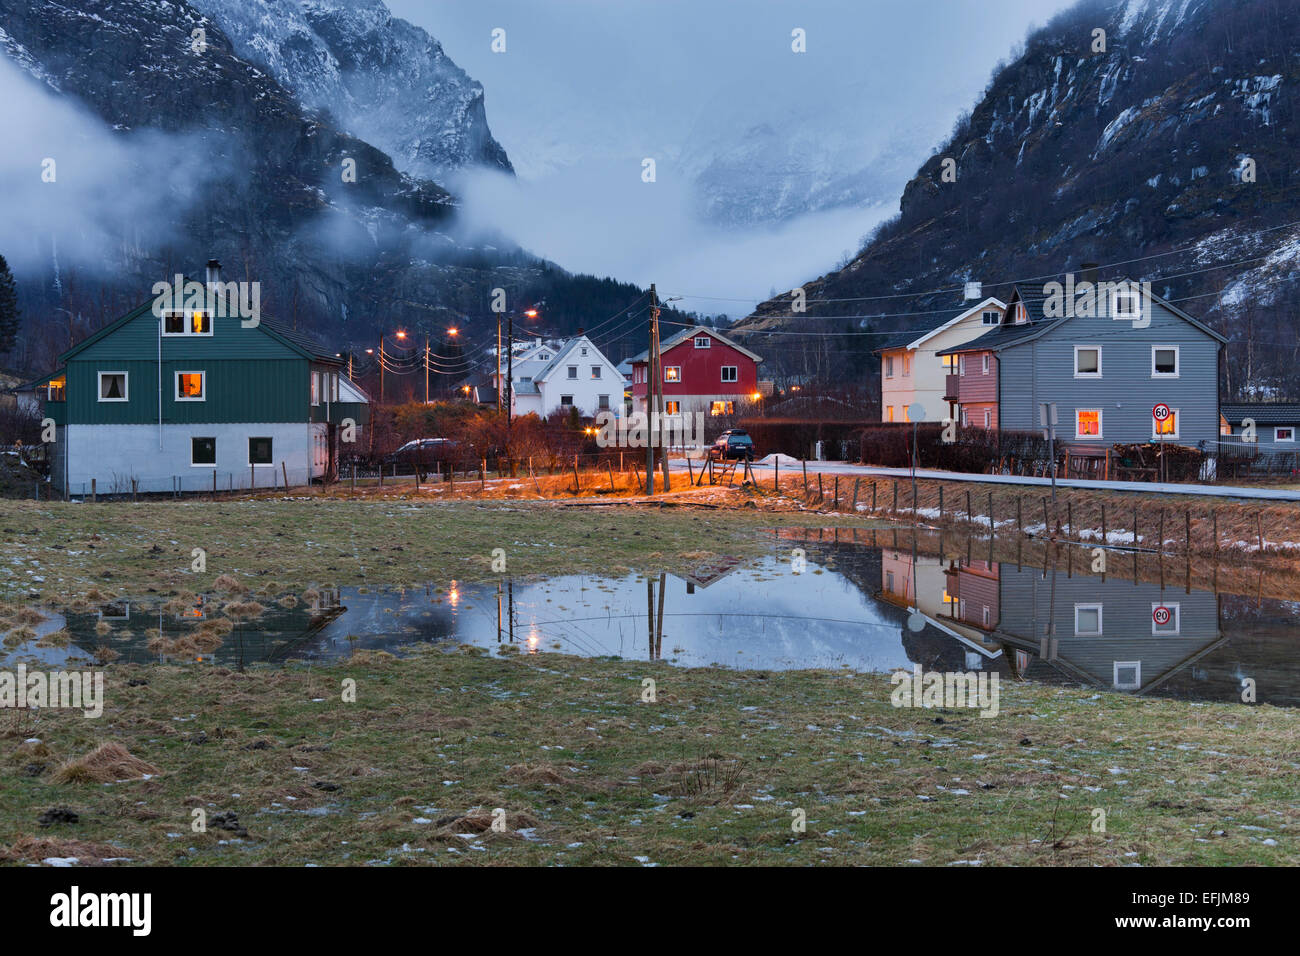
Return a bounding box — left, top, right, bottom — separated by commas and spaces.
1153, 403, 1171, 421
1153, 606, 1172, 627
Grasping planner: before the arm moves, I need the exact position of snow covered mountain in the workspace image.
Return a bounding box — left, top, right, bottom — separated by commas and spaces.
189, 0, 512, 183
743, 0, 1300, 395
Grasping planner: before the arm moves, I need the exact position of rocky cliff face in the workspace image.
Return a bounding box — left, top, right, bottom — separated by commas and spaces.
745, 0, 1300, 395
190, 0, 512, 182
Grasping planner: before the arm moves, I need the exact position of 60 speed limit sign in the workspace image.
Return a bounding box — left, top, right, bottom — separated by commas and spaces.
1153, 606, 1172, 626
1153, 403, 1172, 422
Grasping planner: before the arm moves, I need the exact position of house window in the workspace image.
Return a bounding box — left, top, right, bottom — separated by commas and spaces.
1076, 409, 1102, 439
904, 355, 913, 376
98, 372, 128, 402
248, 436, 273, 466
885, 571, 894, 591
176, 371, 205, 401
163, 311, 211, 335
581, 347, 588, 356
664, 366, 681, 382
1113, 661, 1141, 690
886, 406, 895, 422
538, 353, 549, 361
1074, 603, 1103, 635
1153, 408, 1179, 440
598, 394, 610, 410
721, 366, 738, 383
191, 436, 216, 466
885, 356, 895, 378
982, 310, 1000, 325
591, 366, 601, 379
710, 400, 735, 416
46, 376, 66, 402
982, 605, 990, 627
1152, 346, 1179, 377
961, 408, 969, 427
981, 353, 989, 374
1074, 346, 1101, 377
567, 366, 578, 379
959, 355, 966, 376
983, 409, 991, 428
1152, 603, 1180, 636
1276, 427, 1295, 442
694, 336, 711, 348
560, 395, 574, 407
1013, 302, 1027, 324
665, 400, 680, 415
1112, 287, 1141, 320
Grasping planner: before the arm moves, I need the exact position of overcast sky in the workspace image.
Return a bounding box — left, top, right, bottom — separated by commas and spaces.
384, 1, 1074, 314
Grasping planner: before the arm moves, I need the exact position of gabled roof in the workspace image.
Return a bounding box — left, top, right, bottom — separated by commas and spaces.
937, 280, 1227, 355
532, 335, 619, 383
627, 325, 762, 364
57, 279, 341, 366
872, 297, 1006, 355
1221, 403, 1300, 425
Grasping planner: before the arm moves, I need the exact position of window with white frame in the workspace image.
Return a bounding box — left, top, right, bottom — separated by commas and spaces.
663, 366, 681, 382
191, 436, 216, 466
961, 408, 969, 427
560, 395, 574, 406
163, 310, 212, 335
1151, 602, 1180, 635
903, 354, 912, 377
1076, 408, 1102, 439
959, 355, 966, 376
1075, 603, 1103, 635
665, 400, 680, 415
591, 366, 601, 379
983, 409, 991, 428
98, 371, 128, 402
1112, 286, 1141, 320
981, 353, 990, 374
567, 365, 578, 379
981, 310, 1000, 325
694, 335, 711, 348
598, 394, 610, 410
175, 371, 205, 401
1013, 302, 1027, 324
1113, 661, 1141, 690
1074, 346, 1101, 378
1152, 345, 1179, 377
1152, 407, 1179, 440
1276, 427, 1295, 442
885, 356, 894, 378
721, 366, 738, 383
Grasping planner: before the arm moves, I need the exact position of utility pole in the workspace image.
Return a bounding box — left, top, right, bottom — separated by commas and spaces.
506, 309, 515, 443
496, 314, 503, 414
424, 336, 430, 404
654, 285, 670, 492
646, 284, 658, 494
380, 335, 385, 404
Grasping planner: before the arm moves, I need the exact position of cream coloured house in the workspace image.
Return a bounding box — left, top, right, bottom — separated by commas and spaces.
876, 297, 1005, 423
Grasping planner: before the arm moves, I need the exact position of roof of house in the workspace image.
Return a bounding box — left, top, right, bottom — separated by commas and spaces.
626, 325, 762, 364
532, 336, 618, 383
872, 297, 1006, 355
56, 280, 342, 366
937, 281, 1227, 356
1220, 403, 1300, 425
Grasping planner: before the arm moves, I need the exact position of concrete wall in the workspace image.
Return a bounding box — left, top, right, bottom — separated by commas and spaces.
55, 422, 318, 496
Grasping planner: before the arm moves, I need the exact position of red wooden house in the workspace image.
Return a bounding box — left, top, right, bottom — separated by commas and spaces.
628, 325, 762, 418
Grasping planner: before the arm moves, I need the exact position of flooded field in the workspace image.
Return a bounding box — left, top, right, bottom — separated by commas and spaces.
6, 528, 1299, 707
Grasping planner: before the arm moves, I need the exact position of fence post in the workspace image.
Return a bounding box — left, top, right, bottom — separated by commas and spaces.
988, 491, 994, 534
774, 458, 779, 492
352, 463, 356, 494
1185, 509, 1190, 554
1016, 495, 1022, 533
938, 486, 944, 521
133, 478, 138, 502
802, 459, 808, 496
1067, 501, 1072, 539
1211, 509, 1217, 556
91, 478, 96, 503
1100, 503, 1106, 548
251, 465, 255, 490
872, 480, 877, 513
892, 480, 898, 514
211, 471, 216, 499
851, 477, 860, 513
282, 461, 289, 491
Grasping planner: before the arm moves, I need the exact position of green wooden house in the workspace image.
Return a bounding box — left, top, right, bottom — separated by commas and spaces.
30, 263, 368, 496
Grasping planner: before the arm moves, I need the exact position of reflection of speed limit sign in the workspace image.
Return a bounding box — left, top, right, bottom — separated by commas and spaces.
1153, 606, 1172, 626
1152, 403, 1171, 422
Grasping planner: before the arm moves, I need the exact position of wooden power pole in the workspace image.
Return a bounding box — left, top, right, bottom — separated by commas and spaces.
646, 284, 657, 494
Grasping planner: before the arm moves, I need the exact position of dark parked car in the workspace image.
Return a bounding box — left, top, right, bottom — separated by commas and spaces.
707, 429, 755, 462
384, 438, 459, 470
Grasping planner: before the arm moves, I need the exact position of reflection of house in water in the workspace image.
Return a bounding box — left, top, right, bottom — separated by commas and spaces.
674, 555, 743, 594
880, 543, 1225, 694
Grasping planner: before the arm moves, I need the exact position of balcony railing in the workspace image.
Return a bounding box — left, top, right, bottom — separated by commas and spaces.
944, 373, 961, 402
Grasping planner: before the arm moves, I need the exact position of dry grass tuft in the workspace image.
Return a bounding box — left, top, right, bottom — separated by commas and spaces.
0, 835, 122, 865
53, 742, 161, 784
212, 574, 247, 594
505, 763, 568, 785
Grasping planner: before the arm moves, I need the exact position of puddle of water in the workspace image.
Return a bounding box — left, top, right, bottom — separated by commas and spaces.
4, 530, 1298, 706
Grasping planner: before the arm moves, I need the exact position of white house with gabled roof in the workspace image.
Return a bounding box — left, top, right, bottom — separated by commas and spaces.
491, 334, 623, 418
875, 296, 1006, 424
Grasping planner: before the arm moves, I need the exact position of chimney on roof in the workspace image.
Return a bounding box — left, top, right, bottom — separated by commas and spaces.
205, 259, 222, 291
963, 281, 982, 302
577, 327, 584, 335
1081, 261, 1099, 285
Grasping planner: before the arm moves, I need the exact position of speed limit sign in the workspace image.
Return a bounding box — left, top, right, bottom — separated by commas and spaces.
1153, 606, 1172, 626
1152, 403, 1171, 422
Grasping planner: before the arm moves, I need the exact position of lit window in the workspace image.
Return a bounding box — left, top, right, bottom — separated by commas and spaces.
1075, 346, 1101, 377
176, 371, 205, 400
1153, 408, 1178, 439
248, 436, 273, 465
1276, 427, 1295, 443
665, 400, 680, 415
98, 372, 128, 402
664, 367, 681, 382
1076, 409, 1102, 438
721, 366, 738, 383
887, 406, 895, 422
710, 401, 734, 416
191, 437, 216, 466
1152, 346, 1179, 377
163, 311, 210, 335
1013, 302, 1027, 324
1075, 604, 1103, 635
46, 376, 66, 401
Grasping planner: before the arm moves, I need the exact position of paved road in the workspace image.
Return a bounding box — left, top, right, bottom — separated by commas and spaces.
674, 458, 1300, 503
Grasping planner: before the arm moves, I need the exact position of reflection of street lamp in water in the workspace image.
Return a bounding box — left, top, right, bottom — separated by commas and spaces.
906, 403, 926, 634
